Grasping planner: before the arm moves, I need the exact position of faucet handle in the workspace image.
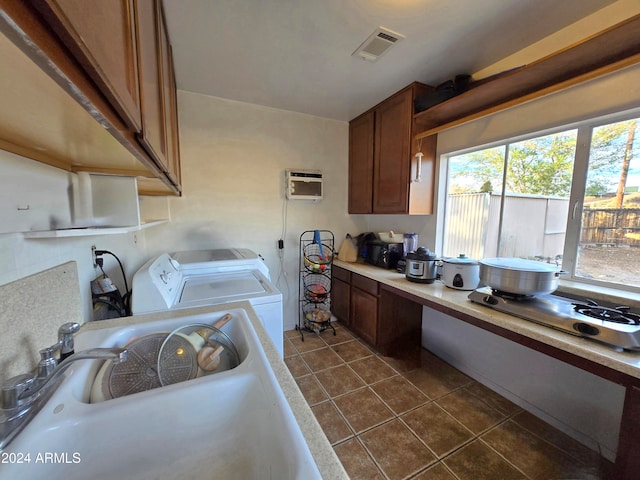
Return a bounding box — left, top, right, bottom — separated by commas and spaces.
58, 322, 80, 337
37, 347, 58, 379
2, 373, 35, 409
58, 322, 81, 360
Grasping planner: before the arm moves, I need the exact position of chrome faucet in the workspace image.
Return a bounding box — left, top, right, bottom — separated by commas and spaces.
0, 323, 128, 451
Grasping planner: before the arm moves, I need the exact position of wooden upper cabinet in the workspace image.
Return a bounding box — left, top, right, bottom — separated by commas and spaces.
135, 0, 180, 186
373, 88, 412, 213
160, 19, 181, 186
348, 82, 435, 214
135, 0, 167, 170
0, 0, 181, 194
348, 111, 374, 214
32, 0, 142, 132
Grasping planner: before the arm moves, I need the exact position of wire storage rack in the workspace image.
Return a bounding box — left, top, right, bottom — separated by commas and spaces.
297, 229, 336, 340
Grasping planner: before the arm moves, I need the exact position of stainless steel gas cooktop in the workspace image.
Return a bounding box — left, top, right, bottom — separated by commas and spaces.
468, 287, 640, 351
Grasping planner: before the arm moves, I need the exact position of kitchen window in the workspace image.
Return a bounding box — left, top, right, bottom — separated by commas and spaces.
442, 113, 640, 292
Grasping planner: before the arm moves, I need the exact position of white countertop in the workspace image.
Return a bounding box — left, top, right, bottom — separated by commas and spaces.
335, 260, 640, 382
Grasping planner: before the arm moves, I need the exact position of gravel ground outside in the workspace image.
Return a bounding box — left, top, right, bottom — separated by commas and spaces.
575, 245, 640, 287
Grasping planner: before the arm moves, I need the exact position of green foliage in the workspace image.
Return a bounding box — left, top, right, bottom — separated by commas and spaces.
449, 119, 638, 198
507, 132, 576, 196
585, 180, 609, 197
479, 180, 493, 193
449, 132, 577, 197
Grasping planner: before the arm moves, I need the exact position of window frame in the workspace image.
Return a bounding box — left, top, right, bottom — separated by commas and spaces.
439, 107, 640, 295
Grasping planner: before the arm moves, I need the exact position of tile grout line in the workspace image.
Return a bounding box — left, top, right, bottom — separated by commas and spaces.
330, 338, 443, 478
475, 436, 536, 480
291, 327, 471, 478
303, 328, 390, 478
290, 330, 461, 464
287, 325, 604, 480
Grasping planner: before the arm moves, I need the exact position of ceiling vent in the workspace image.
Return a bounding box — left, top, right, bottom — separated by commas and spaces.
352, 27, 405, 62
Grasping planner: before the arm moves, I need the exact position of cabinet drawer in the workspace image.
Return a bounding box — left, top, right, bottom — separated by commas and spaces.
333, 265, 351, 283
351, 273, 378, 296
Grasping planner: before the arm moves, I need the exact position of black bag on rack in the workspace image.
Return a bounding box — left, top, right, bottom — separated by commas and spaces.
414, 74, 471, 113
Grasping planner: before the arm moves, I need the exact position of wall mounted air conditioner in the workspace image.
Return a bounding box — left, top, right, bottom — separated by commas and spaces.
286, 169, 323, 201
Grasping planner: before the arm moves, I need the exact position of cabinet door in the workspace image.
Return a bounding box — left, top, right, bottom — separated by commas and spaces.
33, 0, 142, 132
350, 287, 378, 346
158, 14, 181, 186
135, 0, 173, 180
136, 0, 180, 186
378, 287, 422, 356
348, 111, 374, 214
331, 277, 350, 325
373, 89, 412, 213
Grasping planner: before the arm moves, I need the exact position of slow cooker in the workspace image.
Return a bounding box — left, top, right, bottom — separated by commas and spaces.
441, 254, 480, 290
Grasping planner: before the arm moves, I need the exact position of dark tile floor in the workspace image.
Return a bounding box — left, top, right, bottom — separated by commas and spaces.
284, 322, 613, 480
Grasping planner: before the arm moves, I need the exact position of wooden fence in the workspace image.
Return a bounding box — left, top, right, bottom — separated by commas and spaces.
580, 208, 640, 246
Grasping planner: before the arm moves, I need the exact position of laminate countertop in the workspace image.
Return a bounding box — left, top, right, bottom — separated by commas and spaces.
334, 259, 640, 383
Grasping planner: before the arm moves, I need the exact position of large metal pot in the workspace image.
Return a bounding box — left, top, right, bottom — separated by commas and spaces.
479, 257, 564, 296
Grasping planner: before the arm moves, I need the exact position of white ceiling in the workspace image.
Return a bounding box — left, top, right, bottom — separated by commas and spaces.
162, 0, 616, 121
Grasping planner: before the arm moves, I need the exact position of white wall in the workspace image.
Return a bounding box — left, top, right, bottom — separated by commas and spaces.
143, 92, 365, 329
0, 151, 145, 323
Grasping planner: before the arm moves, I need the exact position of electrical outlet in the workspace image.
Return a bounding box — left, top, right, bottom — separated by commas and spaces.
91, 245, 97, 267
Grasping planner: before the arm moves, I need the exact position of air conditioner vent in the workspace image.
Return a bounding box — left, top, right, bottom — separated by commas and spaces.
376, 32, 398, 43
352, 27, 405, 62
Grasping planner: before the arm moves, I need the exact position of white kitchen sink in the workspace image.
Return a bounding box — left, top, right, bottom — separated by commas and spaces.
0, 308, 321, 479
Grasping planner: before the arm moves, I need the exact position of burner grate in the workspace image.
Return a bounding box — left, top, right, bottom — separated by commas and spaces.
491, 289, 535, 301
572, 300, 640, 325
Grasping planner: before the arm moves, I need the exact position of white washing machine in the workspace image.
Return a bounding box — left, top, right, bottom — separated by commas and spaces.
132, 248, 284, 356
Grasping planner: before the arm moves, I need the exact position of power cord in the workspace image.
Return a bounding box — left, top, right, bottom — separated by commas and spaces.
94, 249, 131, 316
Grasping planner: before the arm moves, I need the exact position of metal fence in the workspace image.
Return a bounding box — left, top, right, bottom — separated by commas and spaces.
444, 193, 569, 259
444, 194, 640, 259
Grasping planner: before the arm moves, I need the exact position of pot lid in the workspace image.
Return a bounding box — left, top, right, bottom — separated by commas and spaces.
406, 247, 437, 261
443, 254, 478, 265
480, 257, 558, 272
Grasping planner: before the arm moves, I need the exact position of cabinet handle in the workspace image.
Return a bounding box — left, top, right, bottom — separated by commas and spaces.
414, 152, 423, 183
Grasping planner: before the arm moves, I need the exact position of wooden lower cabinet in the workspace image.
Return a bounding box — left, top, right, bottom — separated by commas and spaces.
331, 274, 351, 326
350, 282, 379, 346
332, 266, 422, 356
378, 286, 422, 356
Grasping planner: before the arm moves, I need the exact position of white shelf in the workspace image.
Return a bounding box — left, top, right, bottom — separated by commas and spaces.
23, 220, 168, 238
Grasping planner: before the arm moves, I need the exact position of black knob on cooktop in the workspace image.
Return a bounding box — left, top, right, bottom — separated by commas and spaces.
483, 295, 499, 305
